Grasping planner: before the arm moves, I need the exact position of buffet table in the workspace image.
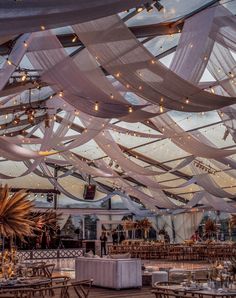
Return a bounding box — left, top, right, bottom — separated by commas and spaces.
75, 257, 142, 289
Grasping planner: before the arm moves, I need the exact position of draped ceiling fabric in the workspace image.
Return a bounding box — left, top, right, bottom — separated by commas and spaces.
0, 1, 236, 215
74, 11, 236, 112
0, 0, 151, 36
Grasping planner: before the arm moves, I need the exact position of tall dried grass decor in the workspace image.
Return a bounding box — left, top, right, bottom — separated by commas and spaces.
0, 185, 35, 239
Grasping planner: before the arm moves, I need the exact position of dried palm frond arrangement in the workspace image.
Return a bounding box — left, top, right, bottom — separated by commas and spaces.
0, 185, 35, 239
0, 185, 62, 240
29, 210, 62, 231
136, 218, 152, 231
123, 219, 136, 231
229, 214, 236, 228
204, 219, 217, 236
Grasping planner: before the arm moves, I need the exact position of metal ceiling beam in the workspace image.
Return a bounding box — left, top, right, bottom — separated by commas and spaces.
0, 99, 47, 116
10, 188, 60, 194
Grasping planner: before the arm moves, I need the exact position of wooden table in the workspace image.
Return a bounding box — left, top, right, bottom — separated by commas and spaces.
0, 277, 51, 290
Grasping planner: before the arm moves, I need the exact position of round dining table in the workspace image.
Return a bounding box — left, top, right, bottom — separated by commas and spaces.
0, 276, 51, 290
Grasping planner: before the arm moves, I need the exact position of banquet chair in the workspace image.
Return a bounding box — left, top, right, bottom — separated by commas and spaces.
51, 275, 71, 286
43, 264, 55, 278
71, 279, 93, 298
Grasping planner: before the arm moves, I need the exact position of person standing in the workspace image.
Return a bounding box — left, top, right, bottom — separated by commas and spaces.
100, 232, 108, 257
112, 230, 118, 245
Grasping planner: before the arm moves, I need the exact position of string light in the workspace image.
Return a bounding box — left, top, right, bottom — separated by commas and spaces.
41, 25, 45, 30
128, 106, 133, 113
59, 91, 63, 97
72, 35, 77, 43
21, 72, 27, 81
159, 105, 164, 113
13, 115, 20, 125
185, 97, 189, 104
23, 41, 28, 47
136, 7, 143, 12
6, 58, 12, 65
115, 72, 121, 78
210, 87, 215, 94
94, 101, 99, 111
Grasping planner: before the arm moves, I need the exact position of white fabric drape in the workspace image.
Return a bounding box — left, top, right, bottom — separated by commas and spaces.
0, 0, 150, 36
75, 13, 236, 112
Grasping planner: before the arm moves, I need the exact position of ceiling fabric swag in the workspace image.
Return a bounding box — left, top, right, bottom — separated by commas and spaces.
27, 31, 147, 119
191, 164, 235, 199
152, 114, 236, 158
0, 0, 151, 37
170, 5, 234, 83
74, 13, 236, 112
185, 191, 236, 213
94, 130, 161, 176
0, 33, 32, 91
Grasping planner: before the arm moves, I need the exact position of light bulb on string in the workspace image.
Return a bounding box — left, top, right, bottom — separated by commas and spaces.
136, 7, 143, 12
128, 106, 133, 113
94, 102, 99, 111
59, 91, 64, 97
6, 58, 12, 66
115, 72, 121, 78
23, 41, 28, 47
21, 72, 27, 81
159, 104, 164, 113
72, 35, 77, 43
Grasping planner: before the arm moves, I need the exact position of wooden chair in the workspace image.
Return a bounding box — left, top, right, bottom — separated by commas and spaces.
71, 279, 93, 298
51, 275, 71, 286
43, 264, 55, 278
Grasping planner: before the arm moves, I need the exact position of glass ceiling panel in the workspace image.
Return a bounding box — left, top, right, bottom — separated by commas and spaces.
135, 138, 188, 163
144, 34, 180, 57
126, 0, 214, 26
